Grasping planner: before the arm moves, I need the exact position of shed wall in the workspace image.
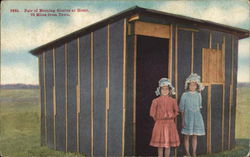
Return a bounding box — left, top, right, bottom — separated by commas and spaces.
194, 29, 209, 155
231, 37, 238, 149
37, 17, 240, 156
193, 29, 209, 78
67, 39, 78, 152
125, 35, 135, 156
171, 25, 176, 86
79, 34, 91, 155
176, 28, 193, 156
93, 26, 107, 156
198, 86, 208, 154
55, 45, 66, 151
171, 24, 238, 155
39, 55, 45, 146
45, 50, 55, 148
211, 85, 223, 152
108, 19, 124, 156
177, 29, 192, 97
223, 34, 232, 150
209, 30, 224, 153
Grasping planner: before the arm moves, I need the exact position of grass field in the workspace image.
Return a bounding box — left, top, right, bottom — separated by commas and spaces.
0, 89, 84, 157
0, 87, 249, 157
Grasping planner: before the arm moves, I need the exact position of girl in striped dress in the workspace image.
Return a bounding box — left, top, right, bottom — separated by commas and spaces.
149, 78, 180, 157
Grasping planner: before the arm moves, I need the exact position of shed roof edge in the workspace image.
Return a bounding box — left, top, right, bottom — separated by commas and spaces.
30, 6, 249, 56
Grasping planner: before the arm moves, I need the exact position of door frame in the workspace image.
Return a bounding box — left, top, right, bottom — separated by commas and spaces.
129, 21, 173, 155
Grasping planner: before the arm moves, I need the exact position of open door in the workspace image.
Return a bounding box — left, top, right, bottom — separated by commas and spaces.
136, 35, 169, 156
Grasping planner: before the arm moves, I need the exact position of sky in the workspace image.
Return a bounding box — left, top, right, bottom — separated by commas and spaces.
1, 0, 249, 85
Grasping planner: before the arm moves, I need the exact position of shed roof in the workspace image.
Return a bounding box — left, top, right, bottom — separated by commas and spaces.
30, 6, 249, 56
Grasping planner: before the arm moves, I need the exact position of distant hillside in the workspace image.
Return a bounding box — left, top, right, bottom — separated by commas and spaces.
1, 84, 39, 89
237, 82, 250, 88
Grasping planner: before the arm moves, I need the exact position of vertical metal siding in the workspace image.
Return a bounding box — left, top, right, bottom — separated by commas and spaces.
211, 31, 221, 49
67, 39, 78, 152
177, 30, 192, 98
45, 50, 54, 148
194, 29, 209, 77
211, 85, 223, 153
79, 34, 92, 155
39, 55, 45, 146
176, 31, 192, 156
171, 25, 176, 87
108, 19, 124, 156
93, 26, 107, 156
223, 34, 232, 150
194, 29, 209, 155
55, 45, 66, 151
124, 34, 134, 156
231, 37, 238, 149
197, 86, 208, 155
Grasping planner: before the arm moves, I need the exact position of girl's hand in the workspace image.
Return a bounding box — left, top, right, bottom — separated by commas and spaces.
181, 112, 185, 128
153, 117, 156, 122
167, 112, 173, 118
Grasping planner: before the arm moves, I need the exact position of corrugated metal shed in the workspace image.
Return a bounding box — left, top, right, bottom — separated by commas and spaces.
31, 6, 249, 157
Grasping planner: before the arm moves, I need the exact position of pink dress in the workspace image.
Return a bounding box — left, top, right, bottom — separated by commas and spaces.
149, 95, 180, 148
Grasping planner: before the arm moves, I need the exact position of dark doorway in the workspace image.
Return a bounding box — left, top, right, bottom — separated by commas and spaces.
136, 35, 169, 156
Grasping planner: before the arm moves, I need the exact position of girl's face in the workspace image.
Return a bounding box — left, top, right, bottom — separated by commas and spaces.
189, 82, 197, 92
161, 86, 169, 95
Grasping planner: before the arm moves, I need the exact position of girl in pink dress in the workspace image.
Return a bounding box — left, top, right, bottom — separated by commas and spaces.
149, 78, 180, 157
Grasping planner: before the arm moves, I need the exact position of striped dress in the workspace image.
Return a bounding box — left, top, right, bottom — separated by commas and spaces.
149, 95, 180, 148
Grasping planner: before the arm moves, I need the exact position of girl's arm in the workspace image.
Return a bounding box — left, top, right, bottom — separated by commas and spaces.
179, 93, 186, 112
199, 93, 202, 109
150, 99, 157, 121
181, 111, 185, 128
179, 94, 186, 128
172, 99, 179, 118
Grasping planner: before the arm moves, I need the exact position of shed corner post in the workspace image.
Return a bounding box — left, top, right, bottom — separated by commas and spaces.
122, 18, 127, 157
105, 24, 110, 157
173, 24, 178, 157
64, 43, 68, 153
76, 37, 81, 153
168, 24, 173, 83
90, 32, 94, 157
52, 48, 57, 150
43, 53, 48, 147
132, 34, 137, 156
